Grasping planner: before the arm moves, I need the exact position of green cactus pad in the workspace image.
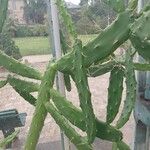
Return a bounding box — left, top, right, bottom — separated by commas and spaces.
45, 102, 92, 150
107, 66, 124, 124
7, 75, 39, 93
50, 89, 123, 142
130, 9, 150, 60
0, 50, 42, 80
73, 40, 96, 143
116, 48, 136, 129
56, 11, 131, 73
24, 63, 56, 150
0, 80, 7, 88
8, 76, 37, 106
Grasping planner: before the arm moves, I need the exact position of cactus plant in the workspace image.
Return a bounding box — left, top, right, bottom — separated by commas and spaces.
0, 0, 150, 149
0, 130, 20, 149
0, 80, 7, 88
116, 47, 136, 129
107, 66, 124, 124
73, 39, 96, 143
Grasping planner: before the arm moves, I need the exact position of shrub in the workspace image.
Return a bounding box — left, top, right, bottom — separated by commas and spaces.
15, 25, 33, 37
15, 24, 48, 37
30, 24, 48, 36
76, 17, 101, 34
0, 33, 22, 59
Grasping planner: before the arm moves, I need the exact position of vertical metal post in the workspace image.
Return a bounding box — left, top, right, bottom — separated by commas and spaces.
46, 0, 71, 149
45, 0, 55, 57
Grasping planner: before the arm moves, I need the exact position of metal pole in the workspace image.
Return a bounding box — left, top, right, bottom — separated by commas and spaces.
45, 0, 55, 57
48, 0, 71, 149
137, 0, 144, 13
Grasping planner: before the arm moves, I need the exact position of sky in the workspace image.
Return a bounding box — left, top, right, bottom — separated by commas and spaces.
65, 0, 80, 5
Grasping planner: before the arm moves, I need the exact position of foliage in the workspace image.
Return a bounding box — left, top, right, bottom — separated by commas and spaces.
0, 33, 21, 59
0, 0, 21, 60
0, 0, 150, 150
24, 0, 47, 24
2, 18, 18, 37
69, 0, 117, 34
15, 25, 33, 37
15, 24, 48, 37
76, 16, 101, 34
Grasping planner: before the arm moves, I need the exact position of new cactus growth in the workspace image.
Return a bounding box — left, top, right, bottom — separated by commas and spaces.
0, 0, 150, 149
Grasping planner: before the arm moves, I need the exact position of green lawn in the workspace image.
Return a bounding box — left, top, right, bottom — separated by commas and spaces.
14, 37, 51, 56
14, 35, 97, 56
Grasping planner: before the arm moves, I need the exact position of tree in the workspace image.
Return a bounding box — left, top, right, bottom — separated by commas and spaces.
24, 0, 47, 24
79, 0, 89, 6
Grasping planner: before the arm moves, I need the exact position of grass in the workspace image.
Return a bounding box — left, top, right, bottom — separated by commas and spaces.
13, 35, 97, 56
14, 37, 51, 56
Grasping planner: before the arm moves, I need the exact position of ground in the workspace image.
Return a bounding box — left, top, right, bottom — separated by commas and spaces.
0, 55, 134, 150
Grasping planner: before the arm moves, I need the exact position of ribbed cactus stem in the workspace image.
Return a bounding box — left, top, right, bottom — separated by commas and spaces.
24, 63, 56, 150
